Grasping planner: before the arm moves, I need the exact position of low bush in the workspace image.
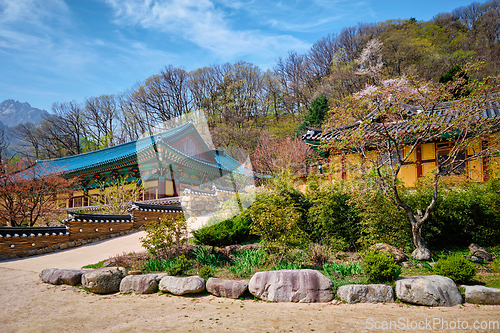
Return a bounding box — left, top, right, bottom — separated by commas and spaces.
140, 215, 188, 257
249, 191, 310, 257
193, 214, 254, 247
362, 250, 399, 283
307, 243, 331, 266
306, 187, 360, 250
198, 266, 215, 280
433, 255, 476, 283
165, 255, 191, 276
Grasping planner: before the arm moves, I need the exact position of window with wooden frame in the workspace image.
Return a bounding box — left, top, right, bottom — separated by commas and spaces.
144, 187, 157, 200
72, 196, 84, 207
435, 142, 466, 174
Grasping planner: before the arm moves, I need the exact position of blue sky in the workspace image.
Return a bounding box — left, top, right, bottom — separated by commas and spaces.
0, 0, 477, 112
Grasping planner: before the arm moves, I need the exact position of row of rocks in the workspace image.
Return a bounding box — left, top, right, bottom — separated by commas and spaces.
40, 268, 500, 306
338, 275, 500, 306
1, 229, 135, 261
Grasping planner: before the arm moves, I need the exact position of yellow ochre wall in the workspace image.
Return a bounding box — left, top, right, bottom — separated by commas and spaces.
328, 140, 495, 187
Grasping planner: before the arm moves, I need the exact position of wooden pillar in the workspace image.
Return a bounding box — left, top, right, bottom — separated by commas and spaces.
482, 141, 489, 182
416, 145, 423, 178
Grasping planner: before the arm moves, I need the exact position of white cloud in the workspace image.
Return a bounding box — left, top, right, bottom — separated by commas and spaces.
105, 0, 310, 59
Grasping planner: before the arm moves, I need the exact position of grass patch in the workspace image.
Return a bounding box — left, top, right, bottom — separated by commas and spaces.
82, 260, 106, 269
228, 249, 268, 278
142, 258, 177, 273
271, 261, 303, 270
323, 262, 362, 279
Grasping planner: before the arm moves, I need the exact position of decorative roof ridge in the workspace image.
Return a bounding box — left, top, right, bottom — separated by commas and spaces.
129, 202, 183, 212
67, 212, 131, 220
0, 226, 68, 238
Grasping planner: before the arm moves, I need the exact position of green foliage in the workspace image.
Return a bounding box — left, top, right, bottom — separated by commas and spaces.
198, 266, 215, 280
165, 255, 191, 276
323, 262, 362, 279
271, 261, 303, 270
193, 214, 253, 247
355, 189, 413, 253
228, 249, 268, 278
306, 186, 360, 250
82, 260, 105, 269
92, 176, 143, 215
193, 246, 226, 267
408, 179, 500, 249
142, 258, 177, 273
297, 94, 329, 134
362, 250, 399, 283
433, 255, 476, 283
140, 215, 188, 257
249, 179, 312, 257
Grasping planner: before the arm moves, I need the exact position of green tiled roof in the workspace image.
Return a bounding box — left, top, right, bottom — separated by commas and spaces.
32, 122, 242, 176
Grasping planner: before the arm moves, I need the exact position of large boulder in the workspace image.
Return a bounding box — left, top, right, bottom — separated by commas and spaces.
206, 278, 248, 299
464, 285, 500, 305
119, 274, 159, 294
158, 276, 205, 295
371, 243, 408, 263
337, 284, 394, 304
469, 244, 493, 262
396, 275, 462, 306
39, 268, 85, 286
411, 248, 432, 261
248, 269, 334, 303
82, 267, 127, 294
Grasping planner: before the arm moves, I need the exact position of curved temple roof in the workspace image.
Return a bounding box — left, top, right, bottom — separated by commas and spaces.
31, 121, 244, 177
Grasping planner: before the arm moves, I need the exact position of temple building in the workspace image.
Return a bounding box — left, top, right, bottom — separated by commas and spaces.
32, 121, 244, 208
303, 101, 500, 186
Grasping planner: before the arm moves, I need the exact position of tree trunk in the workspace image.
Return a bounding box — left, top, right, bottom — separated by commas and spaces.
411, 222, 427, 249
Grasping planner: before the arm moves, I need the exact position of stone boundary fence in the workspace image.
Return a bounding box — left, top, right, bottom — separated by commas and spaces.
0, 202, 183, 260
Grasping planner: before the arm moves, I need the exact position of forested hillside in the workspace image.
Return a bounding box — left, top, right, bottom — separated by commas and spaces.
10, 0, 500, 163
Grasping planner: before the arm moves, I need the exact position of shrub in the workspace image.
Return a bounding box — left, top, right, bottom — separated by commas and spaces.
353, 188, 413, 252
307, 243, 331, 266
362, 250, 399, 283
433, 255, 476, 283
165, 255, 191, 276
249, 191, 310, 257
140, 215, 188, 257
306, 187, 360, 250
198, 266, 215, 280
193, 214, 253, 247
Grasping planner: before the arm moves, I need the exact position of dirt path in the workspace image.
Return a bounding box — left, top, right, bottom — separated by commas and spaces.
1, 232, 499, 332
0, 231, 146, 272
0, 267, 499, 333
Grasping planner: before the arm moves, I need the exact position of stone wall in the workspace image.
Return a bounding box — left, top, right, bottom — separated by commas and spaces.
0, 207, 185, 260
